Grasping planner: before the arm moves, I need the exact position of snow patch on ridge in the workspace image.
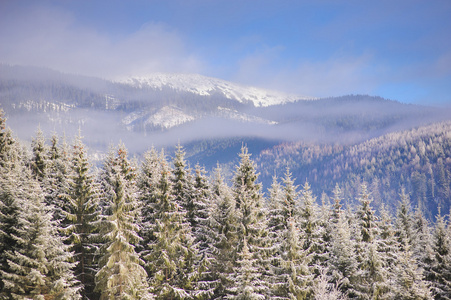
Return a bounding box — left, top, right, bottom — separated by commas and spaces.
122, 106, 195, 130
119, 73, 310, 107
216, 107, 277, 125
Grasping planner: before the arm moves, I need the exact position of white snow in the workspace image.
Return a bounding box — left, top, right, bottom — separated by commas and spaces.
122, 106, 195, 130
119, 73, 311, 107
216, 107, 277, 125
148, 106, 195, 128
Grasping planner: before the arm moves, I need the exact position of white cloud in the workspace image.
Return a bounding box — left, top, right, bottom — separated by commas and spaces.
0, 5, 204, 79
232, 47, 383, 98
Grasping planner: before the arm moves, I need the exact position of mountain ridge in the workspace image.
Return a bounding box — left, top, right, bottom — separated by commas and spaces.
119, 72, 312, 107
1, 64, 450, 152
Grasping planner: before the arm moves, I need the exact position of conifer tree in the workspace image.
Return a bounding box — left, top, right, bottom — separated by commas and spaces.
44, 133, 72, 221
191, 163, 216, 299
353, 184, 392, 299
393, 240, 433, 300
378, 204, 399, 265
0, 163, 22, 293
266, 175, 285, 296
145, 155, 198, 299
356, 184, 378, 244
267, 171, 313, 298
395, 188, 415, 246
412, 207, 435, 278
0, 112, 23, 293
318, 191, 334, 263
206, 166, 238, 299
192, 164, 211, 249
0, 109, 8, 166
226, 238, 267, 300
232, 146, 271, 297
30, 128, 48, 182
171, 144, 195, 227
330, 183, 343, 225
299, 181, 327, 276
137, 147, 164, 262
312, 268, 345, 300
328, 209, 358, 297
95, 144, 150, 299
281, 168, 300, 221
232, 146, 268, 247
64, 135, 100, 299
0, 109, 20, 170
0, 166, 80, 299
273, 218, 313, 299
425, 210, 451, 299
267, 175, 285, 238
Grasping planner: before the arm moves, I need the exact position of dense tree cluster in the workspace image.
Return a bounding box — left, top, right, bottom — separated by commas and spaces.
257, 121, 451, 219
1, 110, 451, 299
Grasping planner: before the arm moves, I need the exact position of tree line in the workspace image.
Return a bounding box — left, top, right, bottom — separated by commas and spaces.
1, 109, 450, 299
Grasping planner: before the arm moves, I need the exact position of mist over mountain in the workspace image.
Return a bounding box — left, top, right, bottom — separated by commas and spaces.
2, 64, 449, 151
1, 64, 451, 217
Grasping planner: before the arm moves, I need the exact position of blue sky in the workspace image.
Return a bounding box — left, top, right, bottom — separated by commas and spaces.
1, 0, 450, 105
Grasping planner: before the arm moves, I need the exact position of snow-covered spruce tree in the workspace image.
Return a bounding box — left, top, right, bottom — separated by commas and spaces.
266, 175, 285, 297
267, 175, 285, 240
205, 166, 238, 299
330, 184, 343, 225
0, 157, 22, 293
0, 109, 20, 170
353, 184, 392, 300
425, 210, 451, 300
393, 240, 433, 300
312, 268, 345, 300
137, 147, 164, 263
0, 113, 23, 293
328, 208, 358, 298
192, 164, 211, 250
412, 207, 435, 281
30, 127, 48, 182
95, 144, 150, 299
299, 181, 328, 276
318, 191, 334, 264
267, 171, 313, 299
64, 134, 100, 300
0, 166, 80, 299
144, 155, 198, 299
44, 133, 72, 222
377, 204, 399, 276
394, 188, 415, 247
281, 168, 300, 221
231, 146, 271, 298
274, 217, 313, 299
191, 163, 217, 299
226, 237, 267, 300
171, 144, 195, 229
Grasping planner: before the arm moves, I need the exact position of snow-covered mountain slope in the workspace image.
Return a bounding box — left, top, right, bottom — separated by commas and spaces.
122, 106, 196, 130
122, 105, 277, 130
216, 107, 277, 125
119, 73, 310, 107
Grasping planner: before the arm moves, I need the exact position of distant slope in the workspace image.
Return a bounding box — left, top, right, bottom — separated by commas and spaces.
1, 64, 450, 162
252, 121, 451, 219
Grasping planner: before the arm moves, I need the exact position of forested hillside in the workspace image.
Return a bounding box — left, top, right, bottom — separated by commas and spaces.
255, 121, 451, 220
1, 109, 450, 299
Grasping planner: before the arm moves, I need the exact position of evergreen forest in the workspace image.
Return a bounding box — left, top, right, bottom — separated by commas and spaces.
1, 108, 451, 300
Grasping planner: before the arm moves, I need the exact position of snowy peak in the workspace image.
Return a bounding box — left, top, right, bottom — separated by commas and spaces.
120, 73, 310, 107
